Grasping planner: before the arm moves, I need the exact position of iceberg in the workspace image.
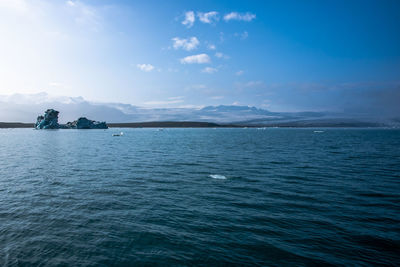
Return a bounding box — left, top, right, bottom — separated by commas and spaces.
35, 109, 108, 129
35, 109, 61, 129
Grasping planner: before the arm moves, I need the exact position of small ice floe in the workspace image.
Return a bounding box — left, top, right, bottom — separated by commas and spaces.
313, 130, 324, 133
209, 174, 227, 180
112, 132, 124, 136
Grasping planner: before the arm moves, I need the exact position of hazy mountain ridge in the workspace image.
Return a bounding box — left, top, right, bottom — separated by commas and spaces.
0, 93, 398, 126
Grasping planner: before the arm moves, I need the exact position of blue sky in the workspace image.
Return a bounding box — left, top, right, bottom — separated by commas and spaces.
0, 0, 399, 113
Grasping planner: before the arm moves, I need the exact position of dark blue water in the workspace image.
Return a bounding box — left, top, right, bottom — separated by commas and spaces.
1, 128, 399, 266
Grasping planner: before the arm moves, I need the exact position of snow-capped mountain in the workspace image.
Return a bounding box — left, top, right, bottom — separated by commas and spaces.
0, 92, 397, 126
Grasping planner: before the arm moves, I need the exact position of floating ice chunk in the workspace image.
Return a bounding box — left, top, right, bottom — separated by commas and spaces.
112, 132, 123, 136
209, 174, 227, 179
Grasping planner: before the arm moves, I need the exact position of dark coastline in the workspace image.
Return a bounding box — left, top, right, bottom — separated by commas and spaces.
0, 121, 231, 128
0, 122, 34, 128
0, 121, 388, 128
107, 122, 237, 128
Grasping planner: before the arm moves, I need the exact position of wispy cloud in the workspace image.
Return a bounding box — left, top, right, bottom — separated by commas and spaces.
177, 104, 204, 109
224, 12, 256, 22
172, 37, 199, 51
202, 67, 218, 74
244, 81, 264, 87
168, 96, 184, 100
236, 70, 244, 76
210, 95, 224, 100
66, 0, 76, 7
137, 64, 155, 72
234, 31, 249, 40
180, 54, 211, 64
207, 44, 216, 50
234, 80, 266, 91
261, 99, 271, 108
215, 52, 229, 59
182, 11, 195, 28
167, 68, 179, 73
219, 32, 224, 43
144, 99, 184, 106
197, 11, 219, 24
66, 0, 101, 31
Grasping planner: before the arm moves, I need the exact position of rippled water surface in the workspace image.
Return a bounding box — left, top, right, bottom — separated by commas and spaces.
1, 128, 399, 266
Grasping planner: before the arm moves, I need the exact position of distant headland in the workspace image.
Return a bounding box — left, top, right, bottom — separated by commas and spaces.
34, 109, 108, 129
0, 108, 390, 129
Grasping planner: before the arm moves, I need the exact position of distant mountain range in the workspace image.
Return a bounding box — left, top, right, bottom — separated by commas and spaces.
0, 92, 398, 127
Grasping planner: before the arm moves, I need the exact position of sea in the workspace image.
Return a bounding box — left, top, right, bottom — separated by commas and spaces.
0, 128, 399, 266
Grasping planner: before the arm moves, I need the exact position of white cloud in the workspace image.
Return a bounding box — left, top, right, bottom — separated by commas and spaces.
144, 99, 184, 106
236, 70, 244, 76
66, 0, 75, 7
202, 67, 218, 74
215, 52, 229, 59
172, 37, 199, 51
207, 44, 216, 50
223, 12, 256, 22
180, 54, 210, 64
182, 11, 195, 28
177, 104, 204, 109
197, 11, 219, 24
137, 64, 155, 72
